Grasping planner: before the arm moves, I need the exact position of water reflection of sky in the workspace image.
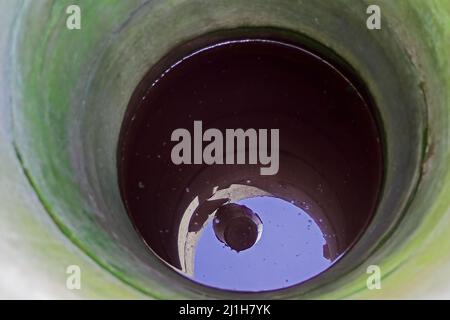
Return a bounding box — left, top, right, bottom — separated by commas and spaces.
194, 196, 332, 291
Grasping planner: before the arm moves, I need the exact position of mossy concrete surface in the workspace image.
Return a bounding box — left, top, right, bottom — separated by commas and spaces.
0, 0, 449, 298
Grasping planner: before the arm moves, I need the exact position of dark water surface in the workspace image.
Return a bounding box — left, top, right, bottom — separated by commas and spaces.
118, 34, 383, 291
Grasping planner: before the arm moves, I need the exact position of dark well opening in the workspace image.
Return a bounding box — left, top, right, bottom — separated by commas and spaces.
118, 30, 384, 292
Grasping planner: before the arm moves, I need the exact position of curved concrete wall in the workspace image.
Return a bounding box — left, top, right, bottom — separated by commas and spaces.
0, 0, 449, 299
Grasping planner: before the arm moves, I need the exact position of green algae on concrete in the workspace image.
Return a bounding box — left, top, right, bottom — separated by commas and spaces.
2, 0, 450, 298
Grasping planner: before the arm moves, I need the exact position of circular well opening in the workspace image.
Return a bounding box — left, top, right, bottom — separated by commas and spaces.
118, 31, 384, 292
11, 1, 432, 298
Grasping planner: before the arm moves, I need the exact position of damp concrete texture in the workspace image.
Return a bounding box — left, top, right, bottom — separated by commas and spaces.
0, 0, 450, 299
